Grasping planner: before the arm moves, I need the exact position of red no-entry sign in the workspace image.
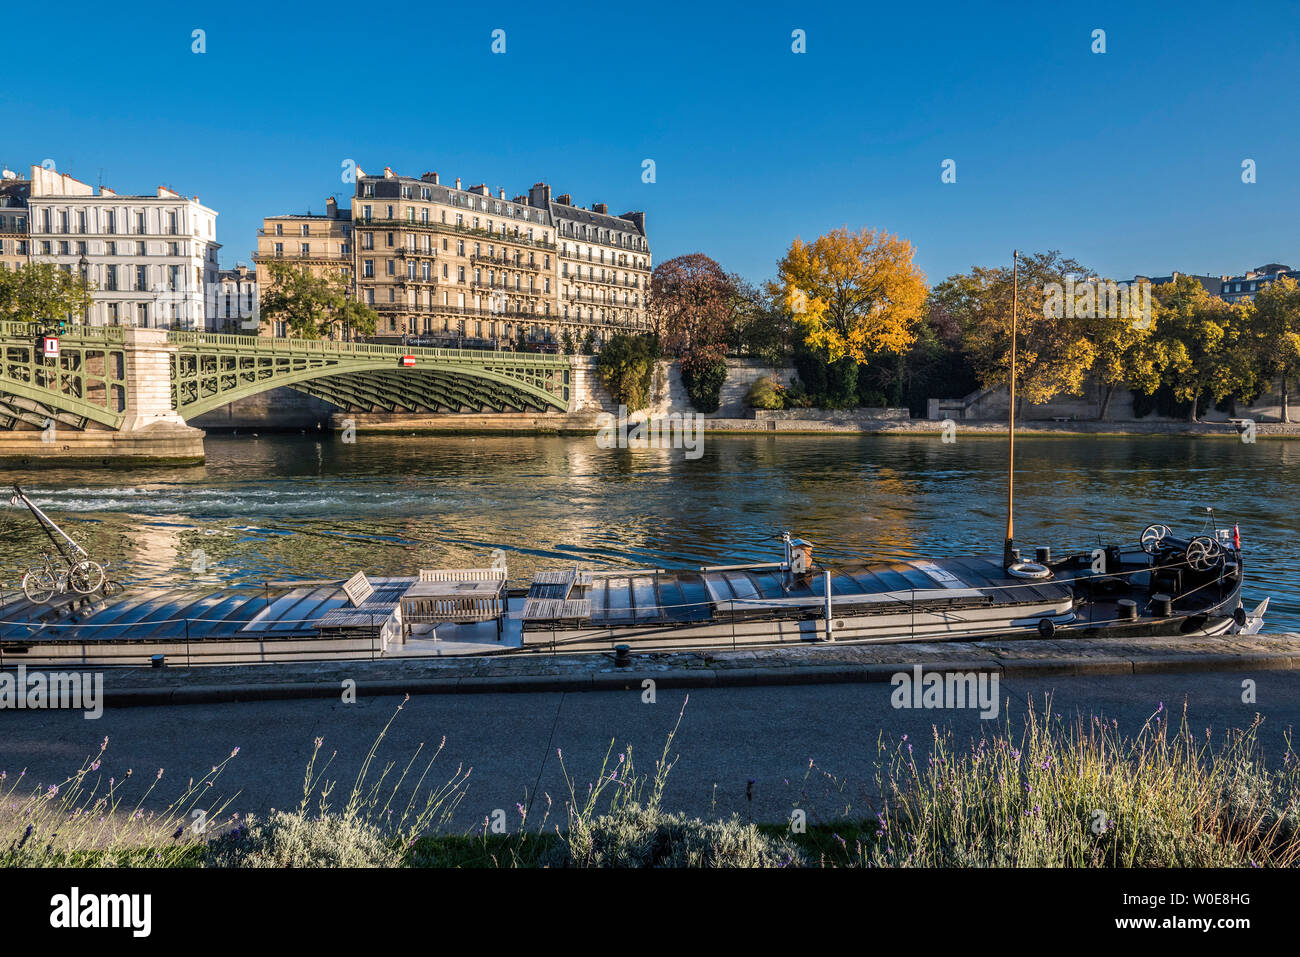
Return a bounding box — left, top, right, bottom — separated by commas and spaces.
39, 336, 59, 358
400, 355, 416, 367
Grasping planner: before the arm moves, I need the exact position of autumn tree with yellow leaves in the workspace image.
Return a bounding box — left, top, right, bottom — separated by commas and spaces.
1153, 275, 1258, 422
773, 227, 927, 364
934, 251, 1097, 413
1250, 276, 1300, 423
1080, 280, 1162, 421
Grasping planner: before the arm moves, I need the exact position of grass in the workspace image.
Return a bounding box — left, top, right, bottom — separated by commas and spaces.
5, 696, 1299, 868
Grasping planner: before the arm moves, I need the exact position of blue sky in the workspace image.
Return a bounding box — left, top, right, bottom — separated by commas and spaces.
4, 0, 1296, 285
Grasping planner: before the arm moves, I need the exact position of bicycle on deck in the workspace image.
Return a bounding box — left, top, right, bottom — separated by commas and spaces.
8, 484, 119, 605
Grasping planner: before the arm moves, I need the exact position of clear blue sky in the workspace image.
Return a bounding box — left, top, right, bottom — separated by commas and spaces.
4, 0, 1296, 285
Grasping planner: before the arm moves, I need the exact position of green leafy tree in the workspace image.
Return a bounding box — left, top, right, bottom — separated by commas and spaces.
679, 344, 729, 413
260, 261, 377, 339
595, 334, 658, 411
1081, 280, 1162, 421
1153, 276, 1256, 422
0, 262, 94, 327
728, 276, 792, 365
1250, 276, 1300, 422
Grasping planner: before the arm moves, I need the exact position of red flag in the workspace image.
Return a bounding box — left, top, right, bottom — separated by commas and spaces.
1234, 524, 1241, 550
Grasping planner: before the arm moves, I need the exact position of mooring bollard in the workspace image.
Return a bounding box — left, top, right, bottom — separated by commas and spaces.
614, 644, 631, 667
824, 570, 834, 641
151, 653, 165, 669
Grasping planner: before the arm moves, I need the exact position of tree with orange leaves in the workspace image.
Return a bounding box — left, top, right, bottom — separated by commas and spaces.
773, 227, 927, 363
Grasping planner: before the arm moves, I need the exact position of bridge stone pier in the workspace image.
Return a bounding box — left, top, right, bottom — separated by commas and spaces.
0, 325, 205, 466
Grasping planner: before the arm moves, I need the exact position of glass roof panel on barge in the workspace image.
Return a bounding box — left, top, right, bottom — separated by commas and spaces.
0, 579, 391, 643
580, 557, 1072, 627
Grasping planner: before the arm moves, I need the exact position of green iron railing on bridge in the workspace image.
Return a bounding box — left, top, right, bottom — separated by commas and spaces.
166, 330, 572, 418
0, 324, 573, 427
0, 322, 129, 429
164, 330, 567, 367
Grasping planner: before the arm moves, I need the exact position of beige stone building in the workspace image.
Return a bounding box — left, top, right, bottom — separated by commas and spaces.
551, 194, 652, 347
348, 167, 650, 348
351, 168, 555, 346
252, 197, 353, 336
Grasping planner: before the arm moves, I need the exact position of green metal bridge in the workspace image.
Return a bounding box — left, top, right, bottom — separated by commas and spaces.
0, 322, 571, 431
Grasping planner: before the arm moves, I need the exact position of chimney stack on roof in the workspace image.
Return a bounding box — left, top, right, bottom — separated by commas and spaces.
556, 193, 572, 205
421, 171, 440, 184
593, 202, 608, 214
529, 182, 552, 209
455, 177, 462, 190
326, 196, 338, 219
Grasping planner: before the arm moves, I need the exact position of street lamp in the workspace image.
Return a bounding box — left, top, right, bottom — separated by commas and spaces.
78, 254, 90, 326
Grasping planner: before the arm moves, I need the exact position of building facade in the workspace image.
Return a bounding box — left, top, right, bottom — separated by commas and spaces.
334, 167, 651, 348
26, 164, 220, 329
1219, 263, 1299, 303
212, 265, 259, 333
0, 170, 30, 273
349, 168, 556, 347
551, 192, 651, 345
251, 196, 352, 335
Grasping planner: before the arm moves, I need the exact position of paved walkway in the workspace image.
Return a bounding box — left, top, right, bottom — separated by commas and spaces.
4, 670, 1297, 830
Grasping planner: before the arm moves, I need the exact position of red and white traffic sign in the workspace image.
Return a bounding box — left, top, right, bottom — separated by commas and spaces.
40, 336, 59, 358
400, 355, 416, 367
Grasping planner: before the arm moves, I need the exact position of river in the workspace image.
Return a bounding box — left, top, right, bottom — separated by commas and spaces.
1, 433, 1295, 629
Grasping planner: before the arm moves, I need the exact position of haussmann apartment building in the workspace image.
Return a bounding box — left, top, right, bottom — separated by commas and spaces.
253, 165, 652, 350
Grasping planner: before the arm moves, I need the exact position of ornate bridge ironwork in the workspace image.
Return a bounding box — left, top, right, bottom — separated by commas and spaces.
167, 332, 571, 418
0, 324, 571, 432
0, 321, 128, 431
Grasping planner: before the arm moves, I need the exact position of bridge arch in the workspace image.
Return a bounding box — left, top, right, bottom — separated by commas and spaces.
168, 333, 572, 420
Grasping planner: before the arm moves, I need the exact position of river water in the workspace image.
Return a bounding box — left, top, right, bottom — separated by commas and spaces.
1, 434, 1295, 629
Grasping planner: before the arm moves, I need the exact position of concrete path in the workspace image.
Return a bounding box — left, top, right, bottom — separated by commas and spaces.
2, 666, 1295, 832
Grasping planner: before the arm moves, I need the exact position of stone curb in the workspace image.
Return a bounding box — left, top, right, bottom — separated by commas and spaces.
92, 649, 1300, 708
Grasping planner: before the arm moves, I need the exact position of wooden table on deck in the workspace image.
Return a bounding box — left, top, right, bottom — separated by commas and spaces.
400, 578, 507, 641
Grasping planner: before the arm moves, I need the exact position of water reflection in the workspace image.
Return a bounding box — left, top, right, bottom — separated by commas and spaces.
0, 433, 1293, 627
